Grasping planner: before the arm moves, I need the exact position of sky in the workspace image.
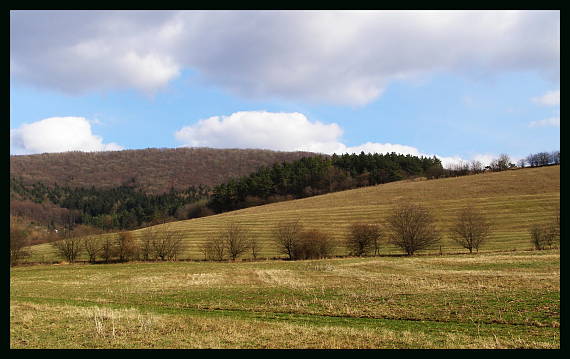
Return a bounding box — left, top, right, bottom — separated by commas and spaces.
10, 10, 560, 167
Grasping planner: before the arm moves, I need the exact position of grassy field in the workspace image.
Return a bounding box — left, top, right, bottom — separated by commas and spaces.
27, 165, 560, 262
10, 250, 560, 348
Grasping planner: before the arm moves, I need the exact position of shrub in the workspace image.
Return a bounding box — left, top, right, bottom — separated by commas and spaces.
345, 223, 383, 256
293, 229, 335, 260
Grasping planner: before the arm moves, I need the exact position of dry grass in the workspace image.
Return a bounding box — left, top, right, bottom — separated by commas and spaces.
11, 250, 559, 348
27, 165, 560, 262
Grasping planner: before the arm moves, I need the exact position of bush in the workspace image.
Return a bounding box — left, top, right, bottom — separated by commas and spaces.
529, 223, 557, 250
293, 229, 335, 260
345, 223, 383, 256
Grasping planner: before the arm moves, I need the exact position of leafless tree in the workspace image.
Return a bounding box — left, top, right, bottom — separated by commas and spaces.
386, 203, 440, 255
249, 236, 262, 260
469, 160, 484, 174
115, 231, 139, 262
139, 226, 156, 261
345, 223, 383, 256
529, 224, 554, 250
449, 206, 492, 253
202, 234, 226, 261
151, 224, 186, 261
10, 217, 31, 266
551, 151, 560, 165
100, 236, 115, 263
50, 225, 88, 263
489, 154, 512, 172
273, 219, 304, 260
220, 222, 250, 260
83, 229, 105, 263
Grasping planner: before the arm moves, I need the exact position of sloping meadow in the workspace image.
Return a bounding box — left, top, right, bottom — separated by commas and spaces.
29, 165, 559, 261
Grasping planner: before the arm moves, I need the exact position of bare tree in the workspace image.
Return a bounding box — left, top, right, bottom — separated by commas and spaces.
10, 217, 31, 266
202, 234, 226, 261
273, 219, 304, 260
115, 231, 139, 262
50, 226, 86, 263
449, 206, 492, 253
550, 151, 560, 165
386, 203, 440, 255
469, 160, 484, 174
100, 236, 115, 263
221, 222, 250, 261
139, 226, 157, 261
345, 223, 383, 256
83, 235, 105, 264
249, 236, 262, 260
489, 154, 512, 172
151, 224, 186, 261
529, 224, 554, 250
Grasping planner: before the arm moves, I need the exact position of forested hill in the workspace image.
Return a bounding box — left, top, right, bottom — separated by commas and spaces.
10, 148, 318, 193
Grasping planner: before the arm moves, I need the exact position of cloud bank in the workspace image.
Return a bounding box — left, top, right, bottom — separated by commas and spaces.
11, 10, 560, 104
10, 117, 123, 155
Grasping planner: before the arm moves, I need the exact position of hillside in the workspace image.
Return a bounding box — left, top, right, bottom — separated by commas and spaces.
29, 165, 560, 262
10, 147, 318, 193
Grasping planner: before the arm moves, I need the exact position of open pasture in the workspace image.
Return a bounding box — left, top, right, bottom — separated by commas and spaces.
10, 250, 560, 348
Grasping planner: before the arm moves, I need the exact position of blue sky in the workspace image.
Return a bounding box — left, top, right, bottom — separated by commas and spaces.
10, 10, 560, 167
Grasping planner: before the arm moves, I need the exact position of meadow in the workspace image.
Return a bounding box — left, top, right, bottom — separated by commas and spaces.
11, 165, 560, 348
11, 250, 559, 348
27, 165, 561, 262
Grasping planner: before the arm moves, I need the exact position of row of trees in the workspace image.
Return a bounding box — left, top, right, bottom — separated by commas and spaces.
12, 202, 558, 266
518, 151, 560, 168
47, 224, 186, 264
435, 150, 560, 179
207, 204, 497, 262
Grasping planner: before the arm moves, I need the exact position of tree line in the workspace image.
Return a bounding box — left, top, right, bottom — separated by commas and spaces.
13, 202, 557, 266
209, 152, 444, 213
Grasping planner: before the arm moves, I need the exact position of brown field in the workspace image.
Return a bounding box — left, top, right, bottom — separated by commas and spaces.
28, 165, 560, 262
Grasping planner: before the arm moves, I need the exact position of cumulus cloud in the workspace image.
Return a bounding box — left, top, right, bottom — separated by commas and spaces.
528, 117, 560, 128
531, 90, 560, 106
10, 10, 560, 104
175, 111, 342, 152
10, 116, 123, 155
175, 110, 476, 168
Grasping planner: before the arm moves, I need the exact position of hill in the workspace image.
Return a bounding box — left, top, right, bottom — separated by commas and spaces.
28, 165, 560, 262
10, 147, 318, 194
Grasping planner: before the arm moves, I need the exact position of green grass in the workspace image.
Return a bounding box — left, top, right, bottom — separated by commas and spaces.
11, 250, 560, 348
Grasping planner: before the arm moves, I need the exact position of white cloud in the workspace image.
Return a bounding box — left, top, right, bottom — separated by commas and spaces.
10, 116, 123, 155
10, 10, 560, 104
528, 117, 560, 128
175, 110, 483, 168
175, 111, 342, 151
531, 90, 560, 106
